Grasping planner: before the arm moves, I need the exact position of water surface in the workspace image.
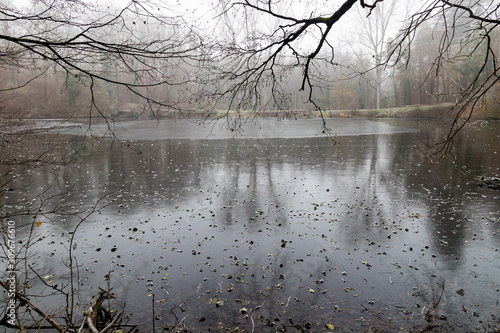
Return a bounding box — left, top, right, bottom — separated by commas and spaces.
2, 118, 499, 332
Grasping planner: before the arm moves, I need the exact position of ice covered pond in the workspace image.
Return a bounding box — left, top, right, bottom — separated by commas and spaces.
2, 118, 500, 332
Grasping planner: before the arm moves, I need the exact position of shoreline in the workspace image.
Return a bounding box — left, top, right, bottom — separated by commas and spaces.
1, 103, 499, 124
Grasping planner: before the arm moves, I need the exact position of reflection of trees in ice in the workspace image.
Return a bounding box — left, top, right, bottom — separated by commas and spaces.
3, 120, 500, 331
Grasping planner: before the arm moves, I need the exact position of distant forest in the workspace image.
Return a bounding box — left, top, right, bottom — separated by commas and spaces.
0, 1, 499, 120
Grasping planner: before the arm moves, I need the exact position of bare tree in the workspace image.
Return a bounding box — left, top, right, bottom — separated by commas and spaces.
205, 0, 372, 114
387, 0, 499, 154
0, 0, 498, 331
347, 0, 399, 110
0, 186, 124, 332
2, 0, 497, 140
0, 3, 203, 329
206, 0, 498, 146
0, 0, 202, 121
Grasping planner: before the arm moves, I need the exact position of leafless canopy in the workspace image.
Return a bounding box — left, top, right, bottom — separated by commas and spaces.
204, 0, 499, 148
0, 0, 202, 118
0, 0, 498, 144
204, 0, 376, 112
388, 0, 499, 154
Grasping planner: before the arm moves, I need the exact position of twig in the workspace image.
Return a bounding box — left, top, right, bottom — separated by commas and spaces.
28, 264, 68, 295
454, 166, 467, 176
0, 279, 65, 332
152, 293, 156, 333
98, 312, 121, 333
170, 304, 180, 323
425, 281, 445, 320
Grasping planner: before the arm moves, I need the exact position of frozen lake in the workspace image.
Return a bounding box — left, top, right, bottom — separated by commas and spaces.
2, 118, 499, 332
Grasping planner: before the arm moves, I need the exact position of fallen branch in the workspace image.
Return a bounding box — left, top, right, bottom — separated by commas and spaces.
98, 312, 121, 333
77, 290, 122, 333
